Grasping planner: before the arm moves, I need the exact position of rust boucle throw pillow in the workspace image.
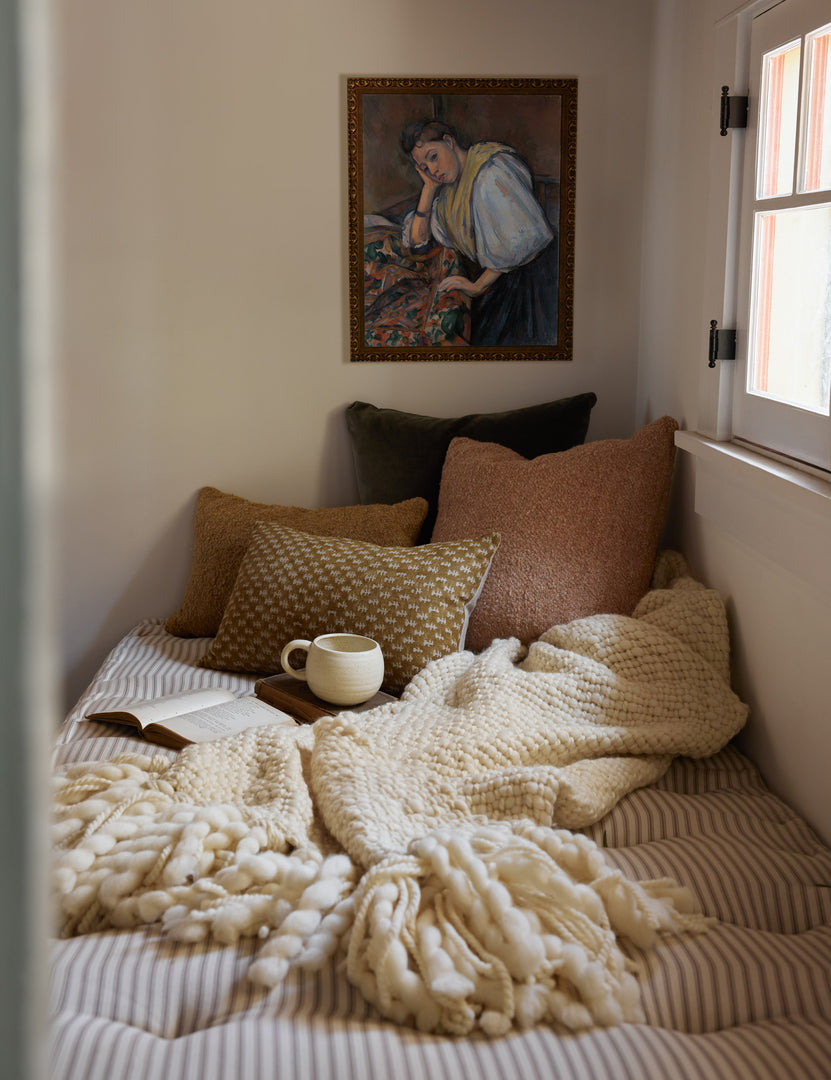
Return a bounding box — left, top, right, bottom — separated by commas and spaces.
165, 487, 429, 638
430, 416, 679, 652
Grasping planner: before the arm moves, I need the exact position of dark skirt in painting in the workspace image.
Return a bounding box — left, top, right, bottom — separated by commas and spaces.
471, 236, 559, 348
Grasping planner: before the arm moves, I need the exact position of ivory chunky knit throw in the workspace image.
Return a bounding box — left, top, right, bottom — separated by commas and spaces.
53, 554, 748, 1037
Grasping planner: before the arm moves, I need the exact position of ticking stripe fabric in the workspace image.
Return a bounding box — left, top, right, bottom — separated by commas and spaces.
51, 620, 831, 1079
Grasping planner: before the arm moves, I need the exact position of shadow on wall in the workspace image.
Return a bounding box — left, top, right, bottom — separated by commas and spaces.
317, 405, 361, 508
63, 499, 195, 711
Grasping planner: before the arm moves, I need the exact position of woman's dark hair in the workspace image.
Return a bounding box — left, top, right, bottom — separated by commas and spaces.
400, 119, 467, 156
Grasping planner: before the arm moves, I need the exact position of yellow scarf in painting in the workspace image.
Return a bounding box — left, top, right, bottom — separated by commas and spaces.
433, 142, 516, 263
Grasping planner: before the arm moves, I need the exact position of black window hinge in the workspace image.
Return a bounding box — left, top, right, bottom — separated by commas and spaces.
708, 320, 736, 367
720, 86, 748, 135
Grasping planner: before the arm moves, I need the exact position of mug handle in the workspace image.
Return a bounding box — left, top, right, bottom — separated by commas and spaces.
280, 639, 311, 681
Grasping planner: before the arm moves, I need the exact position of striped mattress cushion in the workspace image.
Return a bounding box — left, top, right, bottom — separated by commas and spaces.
51, 619, 831, 1080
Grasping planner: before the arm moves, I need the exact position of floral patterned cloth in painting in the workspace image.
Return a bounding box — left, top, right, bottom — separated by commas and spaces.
363, 224, 470, 347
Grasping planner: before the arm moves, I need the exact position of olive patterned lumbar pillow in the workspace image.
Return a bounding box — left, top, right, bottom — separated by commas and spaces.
199, 523, 501, 695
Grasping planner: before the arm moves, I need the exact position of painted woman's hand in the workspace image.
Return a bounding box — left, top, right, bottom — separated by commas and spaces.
414, 161, 443, 197
437, 275, 479, 297
437, 268, 501, 298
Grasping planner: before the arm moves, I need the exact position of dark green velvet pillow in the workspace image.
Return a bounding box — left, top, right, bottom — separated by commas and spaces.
345, 394, 598, 539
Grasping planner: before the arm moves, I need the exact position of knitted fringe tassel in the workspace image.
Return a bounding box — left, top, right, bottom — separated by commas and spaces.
52, 755, 358, 958
342, 821, 707, 1037
53, 758, 707, 1038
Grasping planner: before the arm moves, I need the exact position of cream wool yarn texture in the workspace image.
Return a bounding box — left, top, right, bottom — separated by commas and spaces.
53, 554, 749, 1037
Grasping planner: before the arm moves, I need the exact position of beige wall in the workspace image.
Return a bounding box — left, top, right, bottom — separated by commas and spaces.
55, 0, 655, 705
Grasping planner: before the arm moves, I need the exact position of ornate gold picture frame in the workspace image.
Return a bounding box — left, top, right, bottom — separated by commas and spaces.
347, 77, 577, 362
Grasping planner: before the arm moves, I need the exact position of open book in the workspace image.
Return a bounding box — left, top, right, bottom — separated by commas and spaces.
85, 687, 297, 750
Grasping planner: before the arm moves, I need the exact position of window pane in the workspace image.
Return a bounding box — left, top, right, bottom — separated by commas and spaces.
801, 25, 831, 192
749, 204, 831, 414
758, 40, 801, 198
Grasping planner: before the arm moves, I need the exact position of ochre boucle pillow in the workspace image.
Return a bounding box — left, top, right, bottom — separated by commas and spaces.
430, 416, 679, 652
165, 487, 429, 638
199, 524, 501, 694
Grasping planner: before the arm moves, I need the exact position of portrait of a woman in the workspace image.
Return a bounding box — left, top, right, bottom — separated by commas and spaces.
400, 118, 559, 348
349, 78, 575, 359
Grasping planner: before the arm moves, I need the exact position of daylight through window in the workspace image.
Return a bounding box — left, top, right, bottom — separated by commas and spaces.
734, 1, 831, 470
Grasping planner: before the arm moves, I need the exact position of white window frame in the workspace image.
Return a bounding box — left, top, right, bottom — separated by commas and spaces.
696, 0, 831, 478
677, 0, 831, 598
732, 0, 831, 471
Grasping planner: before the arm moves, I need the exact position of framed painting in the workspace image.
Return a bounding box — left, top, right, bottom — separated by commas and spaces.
347, 76, 577, 362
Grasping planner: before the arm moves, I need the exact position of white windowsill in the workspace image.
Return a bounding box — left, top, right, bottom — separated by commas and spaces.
675, 430, 831, 509
675, 430, 831, 594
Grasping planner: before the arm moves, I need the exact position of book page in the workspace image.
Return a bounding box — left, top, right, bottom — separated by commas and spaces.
87, 687, 237, 728
157, 696, 295, 743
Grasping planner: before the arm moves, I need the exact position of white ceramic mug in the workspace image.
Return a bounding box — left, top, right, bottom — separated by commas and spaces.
280, 633, 385, 706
